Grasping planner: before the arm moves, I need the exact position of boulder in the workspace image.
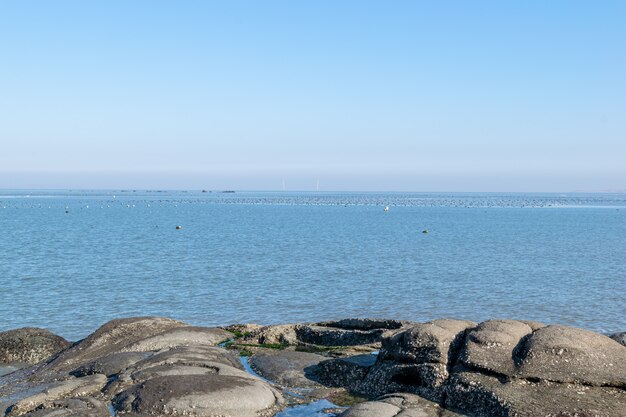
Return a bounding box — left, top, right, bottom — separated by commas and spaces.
445, 371, 626, 417
380, 319, 476, 364
113, 374, 280, 417
45, 317, 186, 371
249, 349, 325, 388
0, 328, 69, 365
458, 319, 534, 376
516, 325, 626, 387
316, 354, 376, 389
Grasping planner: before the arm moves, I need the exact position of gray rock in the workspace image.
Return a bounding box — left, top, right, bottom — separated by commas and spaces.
2, 374, 107, 417
70, 351, 149, 377
243, 324, 299, 345
445, 371, 626, 417
0, 328, 69, 365
114, 374, 281, 417
316, 354, 376, 389
296, 319, 407, 346
610, 332, 626, 347
45, 317, 186, 371
119, 326, 233, 352
458, 319, 534, 376
380, 319, 476, 364
358, 361, 448, 402
20, 398, 110, 417
250, 349, 325, 388
341, 393, 464, 417
516, 325, 626, 387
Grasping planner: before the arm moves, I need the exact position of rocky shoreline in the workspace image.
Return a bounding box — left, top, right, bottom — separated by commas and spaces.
1, 317, 625, 417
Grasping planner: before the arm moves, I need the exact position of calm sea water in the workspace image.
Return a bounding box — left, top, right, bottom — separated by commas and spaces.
1, 190, 625, 341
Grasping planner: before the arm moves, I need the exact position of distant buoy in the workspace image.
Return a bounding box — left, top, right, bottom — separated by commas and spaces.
175, 225, 182, 230
384, 206, 390, 212
422, 229, 429, 234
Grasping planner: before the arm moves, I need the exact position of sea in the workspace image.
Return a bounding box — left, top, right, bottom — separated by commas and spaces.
1, 190, 625, 341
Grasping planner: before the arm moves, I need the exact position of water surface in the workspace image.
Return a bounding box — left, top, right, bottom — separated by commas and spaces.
1, 190, 625, 340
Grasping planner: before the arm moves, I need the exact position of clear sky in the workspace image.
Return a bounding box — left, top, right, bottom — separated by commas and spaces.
1, 1, 624, 191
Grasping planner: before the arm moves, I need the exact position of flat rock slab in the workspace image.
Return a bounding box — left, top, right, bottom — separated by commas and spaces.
20, 398, 110, 417
250, 350, 325, 388
2, 374, 107, 417
0, 328, 69, 365
445, 371, 626, 417
341, 393, 464, 417
114, 374, 280, 417
120, 326, 233, 352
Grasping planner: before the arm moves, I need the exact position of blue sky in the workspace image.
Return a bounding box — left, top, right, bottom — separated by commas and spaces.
1, 1, 624, 191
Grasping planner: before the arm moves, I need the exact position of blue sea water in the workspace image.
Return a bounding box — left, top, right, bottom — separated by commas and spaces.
0, 190, 625, 341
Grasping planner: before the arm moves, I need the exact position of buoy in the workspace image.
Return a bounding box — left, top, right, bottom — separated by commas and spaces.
175, 225, 182, 230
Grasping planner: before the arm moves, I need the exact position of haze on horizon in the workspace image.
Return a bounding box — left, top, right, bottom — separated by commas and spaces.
1, 1, 625, 192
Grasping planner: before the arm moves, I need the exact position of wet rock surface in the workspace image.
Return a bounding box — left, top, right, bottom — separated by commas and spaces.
0, 328, 69, 365
1, 316, 625, 417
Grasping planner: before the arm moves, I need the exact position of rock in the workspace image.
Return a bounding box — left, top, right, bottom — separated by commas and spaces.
358, 361, 449, 402
119, 326, 233, 352
341, 393, 464, 417
243, 324, 299, 345
103, 345, 247, 396
20, 398, 110, 417
69, 352, 149, 377
516, 325, 626, 387
45, 317, 186, 371
316, 354, 376, 389
445, 371, 626, 417
2, 374, 107, 417
458, 319, 534, 376
296, 319, 409, 346
249, 349, 325, 388
114, 374, 281, 417
0, 328, 70, 365
610, 332, 626, 347
380, 319, 476, 364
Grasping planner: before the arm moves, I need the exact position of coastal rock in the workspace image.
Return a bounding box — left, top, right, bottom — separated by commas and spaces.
445, 370, 626, 417
243, 324, 299, 346
0, 328, 69, 365
249, 349, 325, 388
296, 319, 408, 346
340, 393, 464, 417
20, 398, 110, 417
70, 351, 149, 377
103, 345, 247, 395
458, 319, 534, 376
380, 319, 476, 364
119, 326, 233, 352
45, 317, 186, 371
2, 374, 107, 417
610, 332, 626, 347
516, 325, 626, 387
113, 374, 281, 417
316, 354, 376, 389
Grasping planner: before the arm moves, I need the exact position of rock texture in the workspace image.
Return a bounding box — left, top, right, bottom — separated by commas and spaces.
2, 317, 625, 417
0, 317, 282, 417
0, 328, 69, 365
